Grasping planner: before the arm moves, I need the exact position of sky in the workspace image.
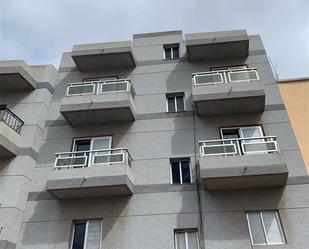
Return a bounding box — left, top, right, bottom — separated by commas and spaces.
0, 0, 308, 79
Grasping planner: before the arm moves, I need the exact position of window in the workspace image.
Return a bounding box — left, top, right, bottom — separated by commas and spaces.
166, 93, 185, 112
164, 44, 180, 59
71, 220, 103, 249
221, 126, 265, 155
246, 211, 286, 245
73, 136, 112, 166
171, 159, 192, 184
175, 230, 199, 249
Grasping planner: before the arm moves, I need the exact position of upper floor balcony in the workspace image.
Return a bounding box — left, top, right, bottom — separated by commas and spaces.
46, 148, 134, 199
0, 60, 37, 92
192, 67, 265, 116
199, 136, 288, 190
0, 106, 24, 157
71, 41, 136, 71
60, 79, 137, 125
185, 29, 249, 61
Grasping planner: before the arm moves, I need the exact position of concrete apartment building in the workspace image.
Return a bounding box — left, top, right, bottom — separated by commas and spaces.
0, 29, 308, 249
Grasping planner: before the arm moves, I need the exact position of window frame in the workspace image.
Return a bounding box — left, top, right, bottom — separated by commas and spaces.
164, 44, 180, 60
70, 221, 89, 249
220, 126, 265, 155
246, 210, 286, 246
174, 229, 200, 249
170, 159, 193, 185
166, 94, 186, 113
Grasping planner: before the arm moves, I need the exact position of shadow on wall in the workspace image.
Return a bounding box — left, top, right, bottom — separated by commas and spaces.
20, 194, 132, 247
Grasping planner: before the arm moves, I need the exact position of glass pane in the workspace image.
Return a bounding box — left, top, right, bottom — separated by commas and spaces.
165, 48, 172, 59
167, 97, 176, 112
101, 82, 127, 92
195, 73, 222, 84
91, 138, 111, 151
171, 162, 181, 184
187, 231, 199, 249
72, 223, 86, 249
93, 154, 123, 164
229, 70, 258, 82
176, 96, 185, 112
181, 161, 191, 184
222, 129, 241, 155
75, 140, 91, 152
243, 142, 277, 153
240, 127, 263, 139
262, 211, 285, 244
173, 46, 179, 59
247, 212, 266, 245
56, 157, 86, 167
203, 144, 236, 155
68, 84, 94, 95
86, 220, 102, 249
176, 232, 186, 249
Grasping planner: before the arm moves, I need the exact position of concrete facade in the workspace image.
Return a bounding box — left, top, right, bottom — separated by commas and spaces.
0, 30, 308, 249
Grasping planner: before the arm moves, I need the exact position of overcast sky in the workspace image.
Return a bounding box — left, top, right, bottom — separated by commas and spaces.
0, 0, 308, 79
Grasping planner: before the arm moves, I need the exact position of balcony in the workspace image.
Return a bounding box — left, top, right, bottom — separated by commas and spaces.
71, 41, 136, 71
0, 60, 37, 91
46, 148, 134, 199
60, 79, 136, 125
199, 136, 288, 190
185, 29, 249, 61
192, 68, 265, 116
0, 106, 24, 157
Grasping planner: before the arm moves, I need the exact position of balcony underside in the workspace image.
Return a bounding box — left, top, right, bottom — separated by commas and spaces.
193, 82, 265, 116
185, 30, 249, 61
0, 61, 37, 91
60, 93, 136, 125
200, 153, 288, 190
46, 165, 135, 199
71, 41, 136, 71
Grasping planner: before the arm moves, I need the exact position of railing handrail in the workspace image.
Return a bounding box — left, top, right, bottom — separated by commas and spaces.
0, 106, 24, 133
192, 67, 257, 76
67, 78, 131, 86
199, 136, 277, 144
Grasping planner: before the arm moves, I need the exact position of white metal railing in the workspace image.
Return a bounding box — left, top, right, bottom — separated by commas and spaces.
66, 79, 135, 98
54, 148, 132, 169
199, 136, 279, 157
192, 68, 259, 86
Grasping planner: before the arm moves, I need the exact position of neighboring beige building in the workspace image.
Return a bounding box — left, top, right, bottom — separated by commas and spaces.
278, 78, 309, 172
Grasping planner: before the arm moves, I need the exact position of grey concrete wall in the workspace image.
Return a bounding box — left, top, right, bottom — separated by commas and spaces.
5, 30, 308, 249
0, 64, 56, 247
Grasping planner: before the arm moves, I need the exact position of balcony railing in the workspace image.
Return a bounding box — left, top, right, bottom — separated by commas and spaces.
66, 79, 135, 98
199, 136, 279, 157
54, 148, 132, 169
193, 68, 259, 85
0, 105, 24, 133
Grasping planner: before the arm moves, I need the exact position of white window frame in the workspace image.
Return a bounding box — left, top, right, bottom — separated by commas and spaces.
166, 94, 186, 113
174, 229, 200, 249
220, 126, 264, 155
170, 160, 193, 184
246, 211, 286, 246
164, 45, 180, 60
73, 136, 112, 167
71, 221, 89, 249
